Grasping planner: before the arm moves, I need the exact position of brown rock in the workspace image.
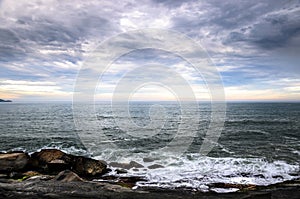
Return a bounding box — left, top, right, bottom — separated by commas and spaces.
28, 149, 108, 177
53, 170, 83, 182
23, 171, 41, 177
129, 161, 144, 168
143, 157, 155, 163
30, 149, 72, 165
0, 152, 30, 172
72, 156, 107, 176
29, 149, 73, 173
148, 164, 164, 169
109, 161, 144, 170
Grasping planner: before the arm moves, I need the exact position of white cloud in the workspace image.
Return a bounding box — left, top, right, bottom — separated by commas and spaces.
0, 79, 72, 99
0, 0, 299, 101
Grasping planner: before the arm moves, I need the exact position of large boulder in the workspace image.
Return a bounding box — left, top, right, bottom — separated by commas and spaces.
29, 149, 73, 173
0, 152, 30, 172
29, 149, 107, 176
2, 149, 108, 177
72, 156, 107, 176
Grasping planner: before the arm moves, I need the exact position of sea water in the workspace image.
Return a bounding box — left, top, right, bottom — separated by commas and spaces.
0, 102, 299, 191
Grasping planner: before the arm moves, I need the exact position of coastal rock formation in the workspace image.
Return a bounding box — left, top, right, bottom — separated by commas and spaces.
1, 149, 300, 199
29, 149, 107, 176
72, 156, 107, 176
53, 170, 83, 182
0, 99, 12, 102
29, 149, 73, 173
0, 149, 108, 177
0, 152, 30, 172
0, 176, 299, 199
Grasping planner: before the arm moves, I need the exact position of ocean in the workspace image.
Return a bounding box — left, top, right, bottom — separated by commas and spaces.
0, 102, 299, 191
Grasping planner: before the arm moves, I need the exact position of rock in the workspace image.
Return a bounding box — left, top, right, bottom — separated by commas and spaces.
116, 176, 146, 188
210, 182, 257, 191
143, 157, 154, 163
8, 171, 24, 179
101, 175, 147, 188
109, 161, 144, 170
23, 171, 41, 177
148, 164, 164, 169
30, 149, 108, 177
1, 149, 108, 178
53, 170, 83, 182
72, 156, 107, 176
116, 169, 127, 174
129, 161, 144, 168
29, 149, 73, 173
0, 152, 30, 172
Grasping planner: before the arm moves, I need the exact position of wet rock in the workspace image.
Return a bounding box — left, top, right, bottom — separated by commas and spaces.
54, 170, 83, 182
116, 169, 128, 174
109, 161, 144, 170
8, 171, 24, 179
101, 175, 146, 188
210, 182, 257, 191
72, 156, 107, 176
0, 152, 30, 172
29, 149, 72, 173
148, 164, 164, 169
29, 149, 107, 177
143, 158, 154, 163
117, 176, 146, 188
129, 161, 144, 168
23, 171, 41, 178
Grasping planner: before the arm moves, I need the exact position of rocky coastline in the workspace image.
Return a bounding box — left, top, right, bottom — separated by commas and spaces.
0, 149, 299, 199
0, 99, 12, 102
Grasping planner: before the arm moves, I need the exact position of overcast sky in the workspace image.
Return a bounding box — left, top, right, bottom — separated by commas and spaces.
0, 0, 299, 101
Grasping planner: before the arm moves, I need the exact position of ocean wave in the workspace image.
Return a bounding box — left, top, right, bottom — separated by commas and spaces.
103, 154, 300, 191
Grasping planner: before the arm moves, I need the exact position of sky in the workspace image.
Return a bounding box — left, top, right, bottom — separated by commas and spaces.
0, 0, 299, 102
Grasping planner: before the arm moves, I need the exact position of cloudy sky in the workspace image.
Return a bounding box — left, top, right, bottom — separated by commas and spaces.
0, 0, 299, 101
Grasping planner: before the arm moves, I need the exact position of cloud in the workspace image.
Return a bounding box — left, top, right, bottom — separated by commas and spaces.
224, 5, 300, 49
0, 79, 72, 100
0, 0, 299, 101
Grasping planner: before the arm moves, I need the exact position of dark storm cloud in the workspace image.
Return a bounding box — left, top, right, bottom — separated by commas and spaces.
0, 28, 26, 61
0, 0, 121, 66
168, 0, 300, 50
224, 5, 300, 49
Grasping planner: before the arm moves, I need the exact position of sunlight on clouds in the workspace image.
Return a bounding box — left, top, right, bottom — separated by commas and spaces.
130, 85, 178, 101
53, 61, 82, 70
284, 86, 300, 92
119, 7, 171, 31
95, 84, 204, 101
225, 86, 300, 101
0, 80, 72, 99
95, 80, 210, 101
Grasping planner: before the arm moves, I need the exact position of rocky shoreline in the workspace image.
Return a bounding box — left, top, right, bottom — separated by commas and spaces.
0, 149, 299, 198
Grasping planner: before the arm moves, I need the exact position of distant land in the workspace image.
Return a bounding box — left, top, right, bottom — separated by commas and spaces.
0, 99, 12, 102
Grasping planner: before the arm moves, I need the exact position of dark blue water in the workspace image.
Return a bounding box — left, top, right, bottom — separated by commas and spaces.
0, 102, 299, 189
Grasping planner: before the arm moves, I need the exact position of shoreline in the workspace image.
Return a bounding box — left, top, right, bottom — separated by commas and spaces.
1, 176, 300, 199
0, 149, 299, 198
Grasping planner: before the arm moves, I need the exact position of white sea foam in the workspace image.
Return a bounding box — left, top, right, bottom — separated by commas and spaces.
210, 188, 239, 193
33, 144, 299, 193
102, 153, 300, 192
